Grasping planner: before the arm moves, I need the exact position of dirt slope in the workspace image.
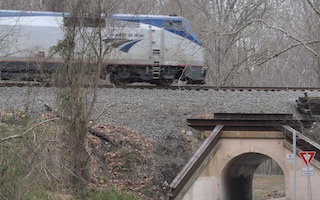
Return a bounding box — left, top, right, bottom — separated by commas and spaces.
86, 123, 200, 199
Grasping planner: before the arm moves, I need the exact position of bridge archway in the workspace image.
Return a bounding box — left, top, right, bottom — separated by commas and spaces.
221, 152, 284, 200
168, 115, 320, 200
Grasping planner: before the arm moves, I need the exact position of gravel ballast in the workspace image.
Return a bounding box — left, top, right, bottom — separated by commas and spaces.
0, 87, 319, 140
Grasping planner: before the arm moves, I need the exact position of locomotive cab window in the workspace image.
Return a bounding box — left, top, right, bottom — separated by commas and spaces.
164, 20, 183, 31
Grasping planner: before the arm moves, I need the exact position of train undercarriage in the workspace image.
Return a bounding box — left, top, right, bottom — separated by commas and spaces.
0, 62, 206, 86
106, 65, 206, 86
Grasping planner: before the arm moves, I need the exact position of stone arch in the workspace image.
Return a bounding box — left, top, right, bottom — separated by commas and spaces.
220, 152, 284, 200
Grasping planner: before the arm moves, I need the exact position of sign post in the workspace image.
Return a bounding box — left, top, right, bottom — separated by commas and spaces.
293, 130, 297, 200
299, 151, 316, 200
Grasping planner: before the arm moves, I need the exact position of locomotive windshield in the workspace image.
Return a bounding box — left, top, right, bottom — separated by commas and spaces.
164, 20, 183, 31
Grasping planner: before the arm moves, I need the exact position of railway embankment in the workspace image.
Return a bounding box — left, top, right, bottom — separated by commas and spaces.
1, 86, 319, 134
1, 86, 320, 199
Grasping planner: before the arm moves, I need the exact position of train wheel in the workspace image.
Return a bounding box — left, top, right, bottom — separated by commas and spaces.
99, 69, 107, 79
109, 73, 126, 86
156, 79, 174, 86
187, 79, 205, 85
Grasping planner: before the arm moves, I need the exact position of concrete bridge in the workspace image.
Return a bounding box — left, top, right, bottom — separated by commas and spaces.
167, 113, 320, 200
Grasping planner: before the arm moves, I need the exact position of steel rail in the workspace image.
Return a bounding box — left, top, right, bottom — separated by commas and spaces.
1, 80, 320, 91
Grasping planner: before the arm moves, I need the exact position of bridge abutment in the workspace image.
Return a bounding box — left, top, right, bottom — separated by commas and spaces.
177, 131, 320, 200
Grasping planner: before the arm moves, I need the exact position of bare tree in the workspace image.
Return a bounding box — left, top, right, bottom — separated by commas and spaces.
159, 0, 320, 87
0, 0, 116, 192
48, 0, 116, 191
0, 0, 44, 10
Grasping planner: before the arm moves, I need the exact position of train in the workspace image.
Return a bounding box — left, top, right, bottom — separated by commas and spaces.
0, 10, 206, 85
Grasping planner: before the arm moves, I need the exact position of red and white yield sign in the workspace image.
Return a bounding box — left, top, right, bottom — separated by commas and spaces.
299, 151, 316, 166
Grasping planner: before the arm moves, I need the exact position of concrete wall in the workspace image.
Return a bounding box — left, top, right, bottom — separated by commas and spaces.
181, 131, 320, 200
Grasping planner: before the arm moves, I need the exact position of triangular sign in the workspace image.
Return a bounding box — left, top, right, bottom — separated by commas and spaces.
299, 151, 316, 166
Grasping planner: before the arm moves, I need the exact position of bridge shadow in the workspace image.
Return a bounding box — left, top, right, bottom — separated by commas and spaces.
221, 152, 284, 200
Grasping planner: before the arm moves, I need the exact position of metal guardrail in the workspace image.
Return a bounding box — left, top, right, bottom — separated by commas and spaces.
167, 125, 224, 199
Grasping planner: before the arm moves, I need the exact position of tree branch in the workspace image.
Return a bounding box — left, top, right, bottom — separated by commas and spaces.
1, 118, 59, 142
306, 0, 320, 16
217, 18, 320, 59
256, 40, 320, 66
254, 19, 320, 58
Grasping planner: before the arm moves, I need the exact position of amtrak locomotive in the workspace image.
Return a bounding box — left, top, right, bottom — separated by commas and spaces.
0, 10, 206, 85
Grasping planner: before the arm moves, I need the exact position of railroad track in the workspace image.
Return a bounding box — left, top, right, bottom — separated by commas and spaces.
1, 80, 320, 91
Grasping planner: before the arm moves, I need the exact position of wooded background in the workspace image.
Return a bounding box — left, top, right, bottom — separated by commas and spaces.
1, 0, 319, 87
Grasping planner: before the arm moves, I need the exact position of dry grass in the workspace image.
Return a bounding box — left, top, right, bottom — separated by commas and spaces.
253, 175, 285, 200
